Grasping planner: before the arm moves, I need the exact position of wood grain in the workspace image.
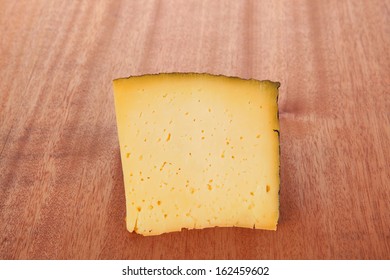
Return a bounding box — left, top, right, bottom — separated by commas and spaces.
0, 0, 389, 259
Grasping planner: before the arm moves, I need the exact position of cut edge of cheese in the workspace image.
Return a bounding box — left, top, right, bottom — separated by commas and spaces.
113, 73, 280, 236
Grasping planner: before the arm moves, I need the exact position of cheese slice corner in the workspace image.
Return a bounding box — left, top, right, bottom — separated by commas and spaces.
113, 73, 280, 236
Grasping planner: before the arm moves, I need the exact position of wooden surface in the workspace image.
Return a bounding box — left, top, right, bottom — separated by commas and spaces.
0, 0, 389, 260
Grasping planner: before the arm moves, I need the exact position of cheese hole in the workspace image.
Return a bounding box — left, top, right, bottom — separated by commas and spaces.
266, 185, 271, 192
136, 207, 142, 212
157, 200, 161, 206
166, 133, 171, 141
250, 192, 254, 196
256, 134, 261, 138
207, 185, 212, 191
164, 214, 168, 218
126, 153, 131, 158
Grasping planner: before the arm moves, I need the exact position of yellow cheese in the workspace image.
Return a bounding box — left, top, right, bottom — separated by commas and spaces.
113, 73, 280, 236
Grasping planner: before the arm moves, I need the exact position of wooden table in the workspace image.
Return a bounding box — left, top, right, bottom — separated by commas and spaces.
0, 0, 389, 260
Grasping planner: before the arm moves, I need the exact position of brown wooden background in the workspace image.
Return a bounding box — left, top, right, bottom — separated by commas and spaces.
0, 0, 389, 259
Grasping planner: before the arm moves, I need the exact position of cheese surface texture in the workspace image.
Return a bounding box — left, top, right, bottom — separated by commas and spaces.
113, 73, 280, 236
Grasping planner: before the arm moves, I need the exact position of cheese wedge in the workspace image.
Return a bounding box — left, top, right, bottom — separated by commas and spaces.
113, 73, 280, 236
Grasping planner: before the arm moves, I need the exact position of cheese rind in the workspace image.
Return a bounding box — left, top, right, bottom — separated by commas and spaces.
113, 73, 280, 236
